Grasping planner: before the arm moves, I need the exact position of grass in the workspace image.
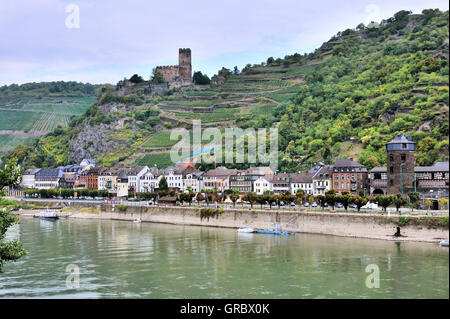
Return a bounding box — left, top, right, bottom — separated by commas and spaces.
142, 131, 182, 147
135, 152, 175, 168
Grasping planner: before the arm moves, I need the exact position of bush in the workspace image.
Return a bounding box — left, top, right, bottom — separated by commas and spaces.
117, 204, 127, 212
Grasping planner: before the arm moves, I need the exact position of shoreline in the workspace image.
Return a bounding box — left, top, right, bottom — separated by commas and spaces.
15, 204, 449, 244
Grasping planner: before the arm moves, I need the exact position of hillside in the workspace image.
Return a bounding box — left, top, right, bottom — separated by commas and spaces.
4, 9, 449, 171
0, 82, 100, 155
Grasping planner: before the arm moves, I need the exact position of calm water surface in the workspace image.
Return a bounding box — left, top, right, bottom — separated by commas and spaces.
0, 217, 448, 298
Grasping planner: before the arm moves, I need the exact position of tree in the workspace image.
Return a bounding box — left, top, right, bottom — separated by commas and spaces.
438, 198, 449, 210
424, 199, 433, 212
393, 194, 407, 214
0, 158, 23, 190
325, 190, 337, 210
151, 70, 164, 84
229, 193, 239, 207
255, 194, 267, 209
0, 158, 26, 272
196, 193, 205, 205
336, 193, 352, 211
158, 176, 169, 197
129, 74, 144, 83
307, 195, 314, 207
376, 195, 394, 212
242, 192, 257, 209
316, 195, 326, 210
352, 196, 368, 212
295, 189, 305, 205
408, 192, 420, 206
193, 71, 211, 85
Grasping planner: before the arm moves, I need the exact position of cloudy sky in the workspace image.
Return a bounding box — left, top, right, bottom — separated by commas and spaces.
0, 0, 448, 85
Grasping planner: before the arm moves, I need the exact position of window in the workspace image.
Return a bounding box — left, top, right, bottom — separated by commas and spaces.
402, 143, 406, 149
390, 167, 394, 174
401, 154, 406, 162
390, 180, 393, 186
389, 155, 394, 162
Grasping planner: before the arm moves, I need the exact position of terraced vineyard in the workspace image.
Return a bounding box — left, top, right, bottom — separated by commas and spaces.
0, 95, 96, 154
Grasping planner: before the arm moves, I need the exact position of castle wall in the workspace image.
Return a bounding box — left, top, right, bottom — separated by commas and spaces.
154, 65, 180, 83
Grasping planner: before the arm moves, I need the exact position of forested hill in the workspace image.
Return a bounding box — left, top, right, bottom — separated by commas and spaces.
3, 9, 449, 171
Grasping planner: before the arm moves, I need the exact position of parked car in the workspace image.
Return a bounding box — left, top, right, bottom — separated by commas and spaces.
271, 202, 277, 206
349, 203, 357, 209
279, 201, 285, 206
304, 202, 309, 207
335, 202, 343, 209
311, 202, 318, 208
290, 202, 296, 207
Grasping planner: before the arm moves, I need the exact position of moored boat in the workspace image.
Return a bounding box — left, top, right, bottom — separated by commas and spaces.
439, 239, 449, 247
237, 226, 254, 233
33, 209, 59, 220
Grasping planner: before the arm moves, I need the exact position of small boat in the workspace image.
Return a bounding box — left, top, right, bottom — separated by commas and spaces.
253, 223, 295, 236
237, 226, 254, 233
133, 218, 142, 223
439, 240, 449, 247
34, 209, 59, 220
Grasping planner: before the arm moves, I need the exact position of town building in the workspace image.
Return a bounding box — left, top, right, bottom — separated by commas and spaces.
127, 166, 149, 193
117, 168, 129, 198
229, 167, 274, 193
202, 166, 238, 191
34, 168, 63, 189
271, 173, 290, 194
98, 167, 122, 194
290, 172, 314, 195
21, 168, 41, 189
312, 165, 333, 196
139, 167, 163, 193
332, 158, 368, 195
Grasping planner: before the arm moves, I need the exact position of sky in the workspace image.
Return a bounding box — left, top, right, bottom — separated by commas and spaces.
0, 0, 448, 85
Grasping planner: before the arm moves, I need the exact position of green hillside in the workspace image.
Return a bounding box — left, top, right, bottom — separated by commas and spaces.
4, 9, 449, 171
0, 82, 99, 154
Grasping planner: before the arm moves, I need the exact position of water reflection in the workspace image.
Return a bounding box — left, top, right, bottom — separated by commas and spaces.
0, 217, 448, 299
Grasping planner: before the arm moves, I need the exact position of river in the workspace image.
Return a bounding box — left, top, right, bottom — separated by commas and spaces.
0, 217, 448, 298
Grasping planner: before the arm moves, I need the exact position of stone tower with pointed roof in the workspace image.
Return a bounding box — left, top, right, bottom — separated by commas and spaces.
386, 133, 416, 194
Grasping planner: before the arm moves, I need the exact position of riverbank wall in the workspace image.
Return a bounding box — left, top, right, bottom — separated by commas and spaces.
17, 203, 449, 243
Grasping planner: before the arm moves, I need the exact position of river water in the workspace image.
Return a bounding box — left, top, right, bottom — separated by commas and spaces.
0, 217, 448, 298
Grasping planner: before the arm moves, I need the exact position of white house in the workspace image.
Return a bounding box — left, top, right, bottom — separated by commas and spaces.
21, 168, 41, 189
253, 176, 274, 195
127, 166, 149, 193
139, 168, 163, 193
312, 165, 333, 196
290, 172, 314, 195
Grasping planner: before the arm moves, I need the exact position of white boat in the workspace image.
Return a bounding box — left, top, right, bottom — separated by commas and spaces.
237, 226, 254, 233
439, 240, 449, 247
133, 218, 142, 223
34, 209, 59, 220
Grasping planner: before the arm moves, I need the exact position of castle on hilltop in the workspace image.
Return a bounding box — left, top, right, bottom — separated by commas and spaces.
154, 48, 192, 87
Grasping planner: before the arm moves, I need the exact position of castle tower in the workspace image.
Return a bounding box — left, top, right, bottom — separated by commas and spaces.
386, 133, 416, 195
178, 48, 192, 82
